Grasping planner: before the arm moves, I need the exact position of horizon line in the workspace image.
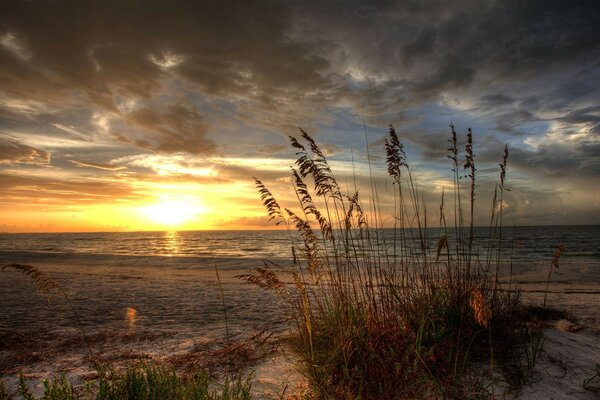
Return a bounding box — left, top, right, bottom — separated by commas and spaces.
2, 223, 599, 235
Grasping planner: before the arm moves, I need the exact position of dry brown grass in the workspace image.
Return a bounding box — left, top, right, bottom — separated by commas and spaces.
165, 331, 278, 376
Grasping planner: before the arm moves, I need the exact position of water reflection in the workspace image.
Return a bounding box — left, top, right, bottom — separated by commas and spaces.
125, 307, 137, 332
163, 230, 181, 256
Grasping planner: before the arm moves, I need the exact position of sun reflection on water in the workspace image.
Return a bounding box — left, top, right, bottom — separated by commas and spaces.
163, 230, 181, 256
125, 307, 137, 332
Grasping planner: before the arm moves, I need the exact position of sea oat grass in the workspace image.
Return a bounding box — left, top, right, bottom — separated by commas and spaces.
248, 125, 532, 399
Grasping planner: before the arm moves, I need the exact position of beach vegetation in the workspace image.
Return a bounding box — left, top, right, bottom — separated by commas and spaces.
0, 380, 9, 400
0, 264, 258, 399
0, 265, 265, 400
247, 125, 537, 398
1, 124, 570, 399
2, 366, 251, 400
96, 364, 251, 400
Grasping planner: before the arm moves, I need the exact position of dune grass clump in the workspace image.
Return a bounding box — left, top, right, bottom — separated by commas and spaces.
247, 126, 525, 399
2, 365, 251, 400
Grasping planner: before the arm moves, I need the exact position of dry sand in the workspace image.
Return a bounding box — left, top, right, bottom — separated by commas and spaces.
514, 324, 600, 399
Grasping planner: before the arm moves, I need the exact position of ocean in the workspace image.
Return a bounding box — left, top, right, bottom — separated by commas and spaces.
1, 225, 599, 262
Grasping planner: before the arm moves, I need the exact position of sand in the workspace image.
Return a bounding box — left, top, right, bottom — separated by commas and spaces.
515, 324, 600, 399
1, 252, 599, 398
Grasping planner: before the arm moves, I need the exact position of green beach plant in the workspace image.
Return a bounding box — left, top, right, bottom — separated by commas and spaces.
1, 265, 260, 400
12, 365, 251, 400
96, 364, 251, 400
0, 379, 9, 400
18, 372, 36, 400
41, 375, 77, 400
248, 125, 527, 399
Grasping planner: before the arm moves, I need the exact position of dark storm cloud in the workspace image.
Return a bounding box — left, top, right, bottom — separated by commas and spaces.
124, 103, 215, 154
0, 1, 335, 149
557, 107, 600, 126
478, 94, 515, 108
1, 1, 598, 134
0, 3, 165, 105
495, 110, 536, 134
509, 141, 600, 179
297, 1, 599, 98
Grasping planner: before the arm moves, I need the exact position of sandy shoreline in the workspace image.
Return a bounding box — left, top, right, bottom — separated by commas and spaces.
1, 251, 599, 398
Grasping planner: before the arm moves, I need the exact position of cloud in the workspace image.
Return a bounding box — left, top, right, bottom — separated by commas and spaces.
0, 32, 32, 61
0, 172, 139, 206
124, 103, 215, 154
0, 2, 329, 138
70, 159, 125, 171
0, 1, 598, 228
556, 106, 600, 130
495, 110, 536, 134
222, 215, 281, 228
0, 136, 50, 165
1, 1, 598, 137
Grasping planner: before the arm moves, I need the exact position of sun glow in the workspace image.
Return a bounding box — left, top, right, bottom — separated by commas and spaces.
141, 199, 203, 227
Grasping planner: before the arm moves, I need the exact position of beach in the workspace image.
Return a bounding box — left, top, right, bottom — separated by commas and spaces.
1, 227, 599, 398
0, 252, 290, 396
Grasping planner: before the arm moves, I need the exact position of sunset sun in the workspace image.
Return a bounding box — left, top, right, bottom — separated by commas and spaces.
141, 199, 203, 227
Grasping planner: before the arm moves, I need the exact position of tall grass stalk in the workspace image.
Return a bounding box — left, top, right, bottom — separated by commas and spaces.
215, 265, 230, 341
247, 125, 524, 399
543, 245, 565, 309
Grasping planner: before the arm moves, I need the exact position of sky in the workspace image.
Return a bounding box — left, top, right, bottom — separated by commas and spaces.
0, 1, 599, 232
